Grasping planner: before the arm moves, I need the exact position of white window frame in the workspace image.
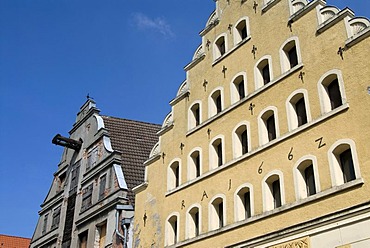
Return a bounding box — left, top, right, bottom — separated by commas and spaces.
293, 155, 321, 200
279, 36, 302, 74
233, 17, 251, 45
213, 33, 228, 60
208, 87, 224, 118
234, 183, 254, 222
165, 213, 180, 246
286, 89, 311, 131
187, 147, 202, 181
328, 139, 361, 187
167, 159, 181, 191
232, 121, 251, 159
208, 194, 226, 231
254, 55, 273, 90
209, 135, 225, 170
317, 69, 347, 114
188, 101, 202, 130
230, 72, 248, 104
258, 106, 280, 146
186, 204, 202, 239
262, 170, 285, 211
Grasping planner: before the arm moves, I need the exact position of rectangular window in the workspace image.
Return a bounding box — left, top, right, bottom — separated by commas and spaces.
296, 98, 307, 126
79, 231, 88, 248
304, 165, 316, 196
99, 175, 106, 200
194, 212, 199, 236
328, 79, 342, 110
216, 95, 222, 113
51, 206, 61, 229
42, 214, 49, 234
272, 180, 281, 208
243, 191, 251, 218
288, 45, 298, 68
194, 107, 200, 126
241, 130, 248, 155
266, 115, 276, 141
340, 149, 356, 183
262, 64, 270, 85
195, 155, 200, 177
218, 203, 224, 228
70, 162, 80, 194
86, 148, 98, 171
98, 223, 106, 248
217, 143, 223, 166
81, 184, 93, 211
238, 81, 245, 99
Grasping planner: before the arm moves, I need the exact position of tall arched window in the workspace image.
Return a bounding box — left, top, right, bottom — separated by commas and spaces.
280, 37, 301, 73
255, 56, 273, 89
286, 90, 311, 131
294, 156, 320, 200
167, 160, 181, 190
234, 184, 254, 222
233, 17, 250, 45
165, 214, 179, 246
186, 205, 201, 239
232, 122, 251, 159
208, 88, 224, 118
209, 195, 226, 231
230, 73, 247, 104
318, 70, 346, 114
210, 136, 224, 169
328, 139, 360, 186
188, 148, 202, 180
263, 171, 285, 211
214, 34, 227, 60
258, 107, 279, 146
188, 101, 201, 130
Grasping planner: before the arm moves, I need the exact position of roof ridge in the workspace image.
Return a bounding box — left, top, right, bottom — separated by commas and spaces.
101, 115, 161, 126
0, 234, 31, 239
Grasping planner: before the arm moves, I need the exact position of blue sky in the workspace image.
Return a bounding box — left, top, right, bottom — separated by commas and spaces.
0, 0, 369, 239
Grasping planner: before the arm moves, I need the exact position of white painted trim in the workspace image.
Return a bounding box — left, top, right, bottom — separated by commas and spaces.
262, 170, 285, 212
208, 194, 227, 231
165, 212, 180, 246
230, 72, 248, 104
254, 55, 274, 90
187, 147, 203, 181
234, 183, 254, 222
231, 121, 251, 159
285, 89, 312, 131
233, 16, 251, 46
328, 139, 361, 187
279, 36, 302, 74
188, 101, 202, 130
258, 106, 280, 146
213, 33, 228, 61
293, 155, 321, 200
167, 158, 182, 191
209, 135, 225, 170
208, 87, 224, 118
185, 204, 202, 239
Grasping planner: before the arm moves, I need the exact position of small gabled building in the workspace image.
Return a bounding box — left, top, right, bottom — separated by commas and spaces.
30, 99, 160, 248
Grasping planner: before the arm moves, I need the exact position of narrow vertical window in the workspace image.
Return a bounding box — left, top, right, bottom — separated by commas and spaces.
295, 97, 307, 126
188, 207, 200, 238
266, 115, 276, 141
304, 164, 316, 196
81, 184, 93, 211
216, 37, 226, 56
262, 64, 271, 85
217, 202, 224, 228
42, 214, 48, 234
288, 45, 298, 68
217, 142, 223, 166
340, 149, 356, 183
168, 161, 180, 190
241, 130, 248, 155
99, 174, 106, 200
216, 95, 222, 113
238, 80, 245, 100
272, 179, 281, 208
328, 79, 342, 110
51, 206, 61, 229
79, 231, 88, 248
167, 215, 178, 245
210, 197, 225, 231
98, 223, 106, 248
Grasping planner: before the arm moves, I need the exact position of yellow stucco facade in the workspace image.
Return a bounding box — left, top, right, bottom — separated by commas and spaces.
133, 0, 370, 247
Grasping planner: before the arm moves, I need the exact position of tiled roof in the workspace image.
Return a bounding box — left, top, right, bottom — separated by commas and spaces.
0, 234, 31, 248
101, 116, 161, 205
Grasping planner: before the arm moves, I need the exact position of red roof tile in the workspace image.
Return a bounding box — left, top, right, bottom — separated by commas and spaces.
0, 234, 31, 248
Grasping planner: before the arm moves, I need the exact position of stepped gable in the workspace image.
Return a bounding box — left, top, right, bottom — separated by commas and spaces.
102, 115, 161, 204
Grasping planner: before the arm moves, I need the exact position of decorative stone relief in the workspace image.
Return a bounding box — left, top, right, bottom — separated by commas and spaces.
269, 237, 310, 248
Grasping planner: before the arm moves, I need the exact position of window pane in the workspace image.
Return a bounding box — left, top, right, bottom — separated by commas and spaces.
266, 115, 276, 141
243, 191, 251, 218
288, 45, 298, 68
218, 202, 224, 228
217, 143, 223, 166
241, 130, 248, 154
262, 64, 270, 85
295, 98, 307, 126
340, 149, 356, 183
216, 95, 222, 113
328, 79, 342, 110
238, 80, 245, 99
272, 180, 281, 208
304, 164, 316, 196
